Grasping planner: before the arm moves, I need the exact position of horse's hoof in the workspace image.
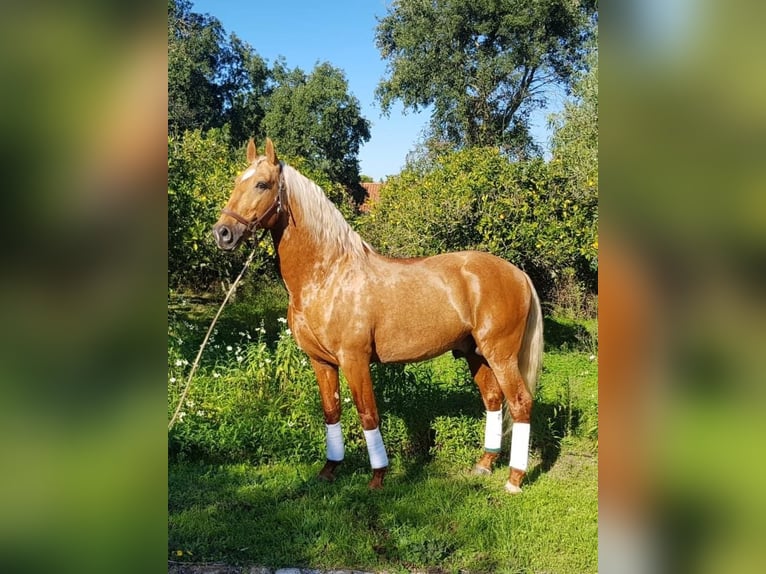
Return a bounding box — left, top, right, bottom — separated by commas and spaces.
473, 452, 499, 476
473, 464, 492, 476
317, 460, 341, 482
368, 467, 387, 489
504, 480, 523, 494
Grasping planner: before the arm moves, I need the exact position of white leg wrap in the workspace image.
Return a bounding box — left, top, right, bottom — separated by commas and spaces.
509, 422, 531, 471
484, 409, 503, 452
363, 427, 389, 469
325, 422, 344, 462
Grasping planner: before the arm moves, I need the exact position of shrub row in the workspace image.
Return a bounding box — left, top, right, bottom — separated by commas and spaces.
359, 147, 598, 304
168, 315, 597, 466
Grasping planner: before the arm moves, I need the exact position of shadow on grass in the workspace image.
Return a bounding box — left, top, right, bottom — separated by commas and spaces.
372, 362, 483, 462
168, 460, 504, 571
543, 316, 594, 353
371, 361, 570, 488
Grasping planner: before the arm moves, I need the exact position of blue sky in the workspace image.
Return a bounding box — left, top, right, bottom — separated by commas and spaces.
191, 0, 561, 181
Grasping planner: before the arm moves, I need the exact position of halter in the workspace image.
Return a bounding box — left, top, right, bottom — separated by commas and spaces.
221, 163, 286, 233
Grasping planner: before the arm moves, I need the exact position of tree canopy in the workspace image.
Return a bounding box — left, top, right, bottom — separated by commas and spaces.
168, 0, 597, 307
262, 61, 371, 185
167, 0, 369, 183
375, 0, 597, 157
168, 0, 268, 143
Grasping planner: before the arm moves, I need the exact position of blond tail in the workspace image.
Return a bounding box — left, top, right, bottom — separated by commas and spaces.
518, 273, 543, 396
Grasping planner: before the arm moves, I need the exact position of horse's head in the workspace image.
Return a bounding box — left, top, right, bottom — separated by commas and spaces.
213, 137, 284, 250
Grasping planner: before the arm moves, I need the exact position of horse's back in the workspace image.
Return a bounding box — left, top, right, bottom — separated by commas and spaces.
367, 250, 531, 362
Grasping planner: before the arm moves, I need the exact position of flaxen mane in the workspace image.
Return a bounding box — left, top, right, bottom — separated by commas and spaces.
281, 162, 372, 259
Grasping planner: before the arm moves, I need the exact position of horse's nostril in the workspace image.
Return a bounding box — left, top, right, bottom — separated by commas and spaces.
214, 225, 234, 248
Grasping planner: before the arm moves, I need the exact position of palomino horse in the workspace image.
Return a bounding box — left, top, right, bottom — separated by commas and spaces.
213, 138, 543, 494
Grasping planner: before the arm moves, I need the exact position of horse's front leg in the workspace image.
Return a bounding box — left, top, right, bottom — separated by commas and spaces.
311, 358, 344, 483
341, 356, 388, 489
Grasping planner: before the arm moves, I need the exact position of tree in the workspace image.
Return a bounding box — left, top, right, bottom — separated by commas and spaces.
548, 46, 598, 290
168, 0, 226, 134
261, 61, 371, 185
549, 46, 598, 195
168, 0, 269, 143
375, 0, 597, 157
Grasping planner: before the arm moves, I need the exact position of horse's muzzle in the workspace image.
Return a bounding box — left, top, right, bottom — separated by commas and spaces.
212, 222, 242, 250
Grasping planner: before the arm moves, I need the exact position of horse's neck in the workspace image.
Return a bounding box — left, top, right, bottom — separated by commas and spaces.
273, 222, 330, 282
272, 167, 369, 303
270, 203, 345, 304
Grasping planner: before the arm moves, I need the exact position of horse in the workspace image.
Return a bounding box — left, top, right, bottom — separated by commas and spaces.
213, 138, 543, 494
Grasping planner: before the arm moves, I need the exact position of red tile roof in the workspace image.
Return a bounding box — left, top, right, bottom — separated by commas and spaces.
359, 182, 383, 213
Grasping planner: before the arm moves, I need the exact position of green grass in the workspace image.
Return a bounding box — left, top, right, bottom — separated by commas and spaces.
169, 451, 597, 573
168, 288, 598, 573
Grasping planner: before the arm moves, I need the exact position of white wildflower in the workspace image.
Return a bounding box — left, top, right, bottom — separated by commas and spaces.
169, 377, 176, 383
277, 317, 287, 324
213, 372, 221, 378
226, 345, 233, 351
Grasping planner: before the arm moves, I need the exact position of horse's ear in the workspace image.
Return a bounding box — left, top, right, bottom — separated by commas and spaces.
265, 137, 279, 166
246, 138, 258, 163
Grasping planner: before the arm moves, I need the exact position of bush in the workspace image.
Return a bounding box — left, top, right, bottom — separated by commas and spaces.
168, 301, 598, 467
168, 128, 266, 290
360, 147, 597, 304
168, 129, 359, 291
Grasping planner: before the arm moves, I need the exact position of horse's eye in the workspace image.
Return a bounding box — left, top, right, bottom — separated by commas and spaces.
255, 181, 269, 190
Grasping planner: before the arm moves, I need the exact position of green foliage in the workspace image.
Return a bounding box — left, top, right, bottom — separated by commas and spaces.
360, 147, 497, 256
263, 61, 371, 185
168, 291, 597, 467
168, 128, 267, 289
168, 0, 269, 142
360, 147, 597, 301
547, 49, 599, 293
168, 1, 371, 185
375, 0, 598, 155
478, 159, 598, 296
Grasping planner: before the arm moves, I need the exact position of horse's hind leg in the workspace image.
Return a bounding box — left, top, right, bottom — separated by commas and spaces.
483, 351, 533, 494
465, 352, 504, 475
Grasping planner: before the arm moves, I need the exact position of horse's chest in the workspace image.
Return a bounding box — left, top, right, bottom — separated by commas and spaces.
288, 305, 336, 363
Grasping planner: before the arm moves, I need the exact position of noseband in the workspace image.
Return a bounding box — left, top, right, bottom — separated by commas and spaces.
221, 165, 286, 233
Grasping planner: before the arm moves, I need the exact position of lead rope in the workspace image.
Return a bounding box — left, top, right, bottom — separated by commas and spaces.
168, 230, 266, 431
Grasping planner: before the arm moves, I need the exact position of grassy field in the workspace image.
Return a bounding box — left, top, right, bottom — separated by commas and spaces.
168, 280, 598, 573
